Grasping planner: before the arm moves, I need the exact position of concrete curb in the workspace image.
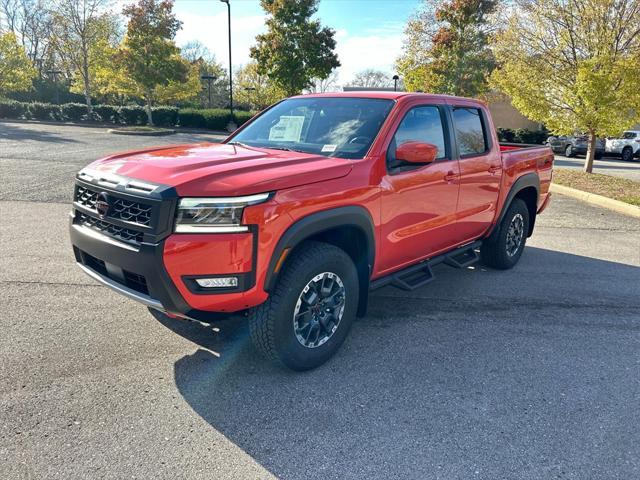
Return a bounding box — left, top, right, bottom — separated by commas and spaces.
107, 128, 175, 136
550, 183, 640, 219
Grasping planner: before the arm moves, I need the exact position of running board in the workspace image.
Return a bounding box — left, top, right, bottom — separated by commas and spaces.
370, 241, 482, 292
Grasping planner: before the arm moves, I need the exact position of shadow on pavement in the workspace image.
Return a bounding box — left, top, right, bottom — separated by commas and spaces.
0, 121, 81, 143
155, 247, 640, 479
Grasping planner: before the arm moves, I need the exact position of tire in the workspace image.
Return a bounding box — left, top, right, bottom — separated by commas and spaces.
248, 241, 359, 371
621, 147, 633, 162
564, 144, 574, 157
481, 198, 530, 270
594, 152, 603, 160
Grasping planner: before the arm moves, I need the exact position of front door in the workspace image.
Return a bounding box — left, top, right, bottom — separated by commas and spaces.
378, 105, 461, 274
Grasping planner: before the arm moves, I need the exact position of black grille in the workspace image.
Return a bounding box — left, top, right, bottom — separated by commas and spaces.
111, 198, 152, 226
75, 185, 153, 228
76, 185, 98, 210
77, 213, 143, 244
123, 270, 149, 295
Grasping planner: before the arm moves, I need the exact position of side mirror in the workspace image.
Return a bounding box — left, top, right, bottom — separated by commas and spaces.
395, 141, 438, 164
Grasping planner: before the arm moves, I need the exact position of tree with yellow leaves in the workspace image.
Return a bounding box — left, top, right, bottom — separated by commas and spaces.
491, 0, 640, 172
0, 31, 36, 95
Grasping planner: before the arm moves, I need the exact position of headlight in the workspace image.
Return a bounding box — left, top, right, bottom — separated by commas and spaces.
175, 193, 271, 233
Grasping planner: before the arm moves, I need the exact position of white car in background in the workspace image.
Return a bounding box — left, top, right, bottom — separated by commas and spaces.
605, 130, 640, 162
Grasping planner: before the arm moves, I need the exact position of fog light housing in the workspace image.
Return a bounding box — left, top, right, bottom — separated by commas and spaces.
194, 277, 239, 288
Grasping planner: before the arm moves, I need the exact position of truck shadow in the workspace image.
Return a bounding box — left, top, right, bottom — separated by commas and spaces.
155, 246, 640, 479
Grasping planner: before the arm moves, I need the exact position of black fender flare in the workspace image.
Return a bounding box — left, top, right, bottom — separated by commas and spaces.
263, 206, 376, 315
487, 172, 540, 240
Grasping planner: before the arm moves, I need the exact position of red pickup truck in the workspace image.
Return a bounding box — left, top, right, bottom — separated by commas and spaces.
70, 92, 553, 370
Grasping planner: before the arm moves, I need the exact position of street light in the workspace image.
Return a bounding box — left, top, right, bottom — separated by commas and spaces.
201, 73, 217, 108
392, 74, 400, 92
47, 69, 63, 104
219, 0, 234, 119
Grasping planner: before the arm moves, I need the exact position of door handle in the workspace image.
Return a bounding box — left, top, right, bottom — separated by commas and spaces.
444, 171, 457, 182
488, 165, 502, 175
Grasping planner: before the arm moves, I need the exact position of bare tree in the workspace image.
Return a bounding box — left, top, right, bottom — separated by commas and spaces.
346, 69, 393, 89
308, 69, 339, 93
51, 0, 115, 113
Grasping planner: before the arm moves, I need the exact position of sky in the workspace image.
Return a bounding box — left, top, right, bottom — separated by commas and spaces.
167, 0, 422, 85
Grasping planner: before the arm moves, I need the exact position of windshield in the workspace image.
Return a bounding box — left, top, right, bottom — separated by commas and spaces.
230, 97, 395, 159
622, 132, 637, 139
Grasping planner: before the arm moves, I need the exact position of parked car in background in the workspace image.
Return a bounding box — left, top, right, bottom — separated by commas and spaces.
546, 135, 605, 158
605, 131, 640, 162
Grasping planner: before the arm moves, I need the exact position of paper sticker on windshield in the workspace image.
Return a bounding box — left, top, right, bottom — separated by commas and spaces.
268, 115, 305, 142
321, 144, 337, 153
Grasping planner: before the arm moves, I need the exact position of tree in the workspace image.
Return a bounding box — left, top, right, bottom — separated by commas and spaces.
234, 61, 286, 110
308, 68, 339, 93
50, 0, 118, 113
491, 0, 640, 173
117, 0, 189, 124
181, 40, 227, 108
0, 31, 36, 94
250, 0, 340, 96
346, 69, 393, 89
396, 0, 498, 96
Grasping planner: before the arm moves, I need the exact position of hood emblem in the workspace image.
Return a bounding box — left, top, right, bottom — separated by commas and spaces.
95, 192, 110, 218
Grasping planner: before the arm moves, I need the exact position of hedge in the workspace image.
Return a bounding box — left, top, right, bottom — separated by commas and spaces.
0, 99, 255, 130
497, 127, 549, 145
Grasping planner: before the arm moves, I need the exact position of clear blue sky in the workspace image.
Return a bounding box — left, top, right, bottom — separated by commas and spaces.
169, 0, 422, 84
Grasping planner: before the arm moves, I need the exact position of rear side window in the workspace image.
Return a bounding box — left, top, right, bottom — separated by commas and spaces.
452, 107, 488, 156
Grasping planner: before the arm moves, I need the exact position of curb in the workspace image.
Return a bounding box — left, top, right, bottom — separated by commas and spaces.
108, 128, 175, 137
550, 183, 640, 218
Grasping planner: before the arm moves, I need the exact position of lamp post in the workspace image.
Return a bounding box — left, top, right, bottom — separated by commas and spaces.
47, 69, 63, 104
201, 73, 217, 108
219, 0, 233, 119
392, 74, 400, 92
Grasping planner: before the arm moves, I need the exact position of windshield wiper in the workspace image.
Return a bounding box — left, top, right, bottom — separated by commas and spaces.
226, 141, 251, 148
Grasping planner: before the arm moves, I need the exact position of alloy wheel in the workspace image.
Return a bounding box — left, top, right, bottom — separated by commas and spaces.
506, 213, 525, 257
293, 272, 346, 348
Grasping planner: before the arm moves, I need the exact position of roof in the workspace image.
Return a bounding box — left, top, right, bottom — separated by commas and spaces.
292, 91, 485, 104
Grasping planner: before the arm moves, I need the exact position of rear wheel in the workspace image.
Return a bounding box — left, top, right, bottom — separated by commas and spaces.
621, 147, 633, 162
565, 144, 574, 157
481, 198, 530, 270
249, 241, 359, 371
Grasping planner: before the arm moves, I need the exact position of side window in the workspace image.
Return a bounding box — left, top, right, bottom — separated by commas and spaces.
452, 107, 488, 156
387, 106, 447, 171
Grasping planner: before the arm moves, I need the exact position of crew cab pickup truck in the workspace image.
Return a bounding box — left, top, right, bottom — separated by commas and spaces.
70, 92, 553, 370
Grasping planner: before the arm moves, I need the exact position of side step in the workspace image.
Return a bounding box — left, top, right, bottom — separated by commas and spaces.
370, 241, 482, 292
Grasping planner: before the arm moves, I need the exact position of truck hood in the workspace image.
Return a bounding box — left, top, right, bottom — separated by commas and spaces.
86, 142, 353, 196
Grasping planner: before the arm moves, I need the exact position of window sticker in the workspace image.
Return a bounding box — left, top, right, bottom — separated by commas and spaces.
321, 144, 337, 153
268, 115, 306, 142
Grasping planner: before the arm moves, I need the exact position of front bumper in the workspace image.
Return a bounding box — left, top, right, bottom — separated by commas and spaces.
71, 218, 266, 322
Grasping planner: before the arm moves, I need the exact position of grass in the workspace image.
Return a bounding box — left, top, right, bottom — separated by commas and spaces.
553, 169, 640, 206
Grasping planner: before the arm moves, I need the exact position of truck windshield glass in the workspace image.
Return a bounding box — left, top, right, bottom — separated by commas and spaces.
230, 97, 395, 159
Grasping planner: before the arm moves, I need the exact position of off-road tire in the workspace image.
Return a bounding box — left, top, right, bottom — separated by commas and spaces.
481, 198, 530, 270
248, 241, 359, 371
621, 146, 633, 162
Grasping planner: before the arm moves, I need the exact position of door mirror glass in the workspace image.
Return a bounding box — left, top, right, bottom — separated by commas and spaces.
395, 141, 438, 164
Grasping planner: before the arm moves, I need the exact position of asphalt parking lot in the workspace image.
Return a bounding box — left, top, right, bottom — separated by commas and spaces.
1, 121, 640, 479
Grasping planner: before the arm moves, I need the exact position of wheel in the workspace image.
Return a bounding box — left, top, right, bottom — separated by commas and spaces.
621, 146, 633, 162
248, 241, 359, 371
481, 198, 530, 270
594, 152, 603, 160
564, 144, 574, 157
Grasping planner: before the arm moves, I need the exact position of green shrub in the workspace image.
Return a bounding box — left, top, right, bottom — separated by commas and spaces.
117, 105, 147, 125
93, 104, 118, 123
0, 99, 27, 119
497, 127, 548, 145
177, 108, 255, 130
26, 102, 62, 121
61, 103, 88, 122
152, 106, 178, 126
497, 128, 516, 143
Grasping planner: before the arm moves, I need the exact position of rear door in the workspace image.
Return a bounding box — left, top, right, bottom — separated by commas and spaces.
378, 103, 461, 274
449, 103, 502, 241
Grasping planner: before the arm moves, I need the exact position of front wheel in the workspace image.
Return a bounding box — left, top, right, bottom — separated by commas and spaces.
481, 198, 530, 270
565, 144, 574, 157
249, 241, 359, 371
621, 147, 633, 162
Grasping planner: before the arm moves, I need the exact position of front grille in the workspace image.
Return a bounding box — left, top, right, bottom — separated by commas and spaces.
77, 213, 143, 244
75, 185, 153, 228
78, 249, 150, 296
76, 185, 98, 210
111, 198, 152, 226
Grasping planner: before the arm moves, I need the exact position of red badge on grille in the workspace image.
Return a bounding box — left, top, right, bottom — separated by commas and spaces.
96, 192, 110, 218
